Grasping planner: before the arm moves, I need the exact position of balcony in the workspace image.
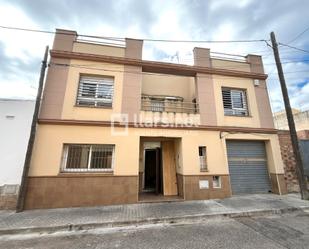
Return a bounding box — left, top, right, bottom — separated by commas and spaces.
141, 95, 198, 114
139, 74, 200, 126
140, 95, 200, 126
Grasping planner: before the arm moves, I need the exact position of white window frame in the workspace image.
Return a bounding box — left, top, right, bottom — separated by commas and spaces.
222, 88, 248, 116
199, 146, 208, 171
76, 75, 114, 107
61, 144, 115, 172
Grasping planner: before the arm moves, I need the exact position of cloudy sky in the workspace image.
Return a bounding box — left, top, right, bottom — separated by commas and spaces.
0, 0, 308, 113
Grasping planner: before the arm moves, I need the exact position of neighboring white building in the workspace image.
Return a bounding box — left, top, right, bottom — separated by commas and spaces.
273, 109, 309, 131
0, 99, 35, 209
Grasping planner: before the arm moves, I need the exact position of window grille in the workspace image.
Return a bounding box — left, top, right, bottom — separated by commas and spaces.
61, 144, 114, 172
199, 146, 207, 171
222, 88, 248, 116
76, 76, 114, 107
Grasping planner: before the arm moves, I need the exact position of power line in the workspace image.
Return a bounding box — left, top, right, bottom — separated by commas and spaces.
4, 24, 304, 58
0, 25, 124, 42
268, 70, 309, 75
3, 25, 303, 57
278, 43, 309, 54
287, 26, 309, 44
0, 25, 268, 43
1, 25, 308, 57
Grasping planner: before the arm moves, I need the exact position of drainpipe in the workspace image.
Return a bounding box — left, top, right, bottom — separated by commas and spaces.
16, 46, 49, 212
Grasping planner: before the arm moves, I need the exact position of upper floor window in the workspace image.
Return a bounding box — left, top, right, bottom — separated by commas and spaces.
61, 144, 114, 172
222, 88, 248, 116
76, 75, 114, 107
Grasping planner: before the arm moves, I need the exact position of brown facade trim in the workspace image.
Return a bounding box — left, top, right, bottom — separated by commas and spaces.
50, 50, 268, 80
39, 57, 70, 119
196, 73, 218, 126
38, 118, 278, 134
177, 173, 229, 177
181, 174, 232, 200
270, 173, 288, 195
29, 175, 138, 178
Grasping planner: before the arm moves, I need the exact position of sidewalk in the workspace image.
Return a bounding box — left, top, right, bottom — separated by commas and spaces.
0, 194, 308, 235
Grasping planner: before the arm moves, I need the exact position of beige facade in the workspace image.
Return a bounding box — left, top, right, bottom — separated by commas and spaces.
31, 126, 284, 177
24, 29, 287, 209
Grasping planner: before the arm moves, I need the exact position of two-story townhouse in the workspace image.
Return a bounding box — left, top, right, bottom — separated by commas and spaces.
23, 29, 287, 209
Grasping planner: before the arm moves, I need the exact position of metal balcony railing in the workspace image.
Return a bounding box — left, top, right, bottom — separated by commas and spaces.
141, 96, 199, 114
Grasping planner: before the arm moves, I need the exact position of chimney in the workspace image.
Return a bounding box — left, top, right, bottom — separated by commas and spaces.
193, 47, 211, 67
52, 29, 77, 52
125, 38, 143, 60
246, 54, 265, 74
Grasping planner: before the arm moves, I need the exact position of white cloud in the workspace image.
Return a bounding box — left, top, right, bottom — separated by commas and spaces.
0, 0, 308, 113
0, 80, 37, 99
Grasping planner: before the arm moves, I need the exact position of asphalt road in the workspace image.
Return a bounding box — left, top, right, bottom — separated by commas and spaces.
0, 212, 308, 249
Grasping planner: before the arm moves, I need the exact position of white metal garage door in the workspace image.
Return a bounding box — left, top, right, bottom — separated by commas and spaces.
226, 141, 271, 194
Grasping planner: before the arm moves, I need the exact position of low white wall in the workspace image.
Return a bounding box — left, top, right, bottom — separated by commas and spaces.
0, 99, 35, 186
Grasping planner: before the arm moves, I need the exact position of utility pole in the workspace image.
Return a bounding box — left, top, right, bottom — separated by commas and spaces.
270, 32, 309, 200
16, 46, 49, 212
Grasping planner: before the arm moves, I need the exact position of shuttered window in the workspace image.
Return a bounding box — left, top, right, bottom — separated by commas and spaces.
76, 76, 114, 107
62, 144, 115, 172
222, 88, 248, 116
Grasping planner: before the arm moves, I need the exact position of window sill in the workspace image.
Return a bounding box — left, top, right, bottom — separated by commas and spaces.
200, 169, 209, 172
59, 171, 114, 177
74, 105, 113, 109
224, 114, 252, 118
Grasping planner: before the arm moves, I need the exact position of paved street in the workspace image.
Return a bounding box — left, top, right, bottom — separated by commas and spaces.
1, 194, 309, 235
0, 211, 308, 249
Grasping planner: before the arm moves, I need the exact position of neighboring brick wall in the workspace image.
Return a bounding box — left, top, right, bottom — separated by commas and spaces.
277, 131, 300, 192
297, 130, 309, 139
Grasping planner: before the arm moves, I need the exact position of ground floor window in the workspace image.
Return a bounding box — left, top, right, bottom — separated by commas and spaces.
213, 176, 221, 188
199, 146, 208, 171
61, 144, 114, 172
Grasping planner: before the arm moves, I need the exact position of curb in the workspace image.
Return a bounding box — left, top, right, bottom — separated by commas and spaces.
0, 206, 308, 236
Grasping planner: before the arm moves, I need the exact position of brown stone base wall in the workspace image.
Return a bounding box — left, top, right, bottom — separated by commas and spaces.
0, 184, 19, 210
270, 173, 288, 194
278, 131, 300, 192
176, 174, 184, 198
181, 174, 232, 200
25, 176, 138, 210
138, 172, 143, 193
0, 195, 18, 210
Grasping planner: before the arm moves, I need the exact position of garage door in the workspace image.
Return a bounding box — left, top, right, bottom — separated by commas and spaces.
226, 141, 271, 194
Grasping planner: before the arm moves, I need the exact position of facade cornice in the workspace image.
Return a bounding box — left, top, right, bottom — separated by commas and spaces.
38, 118, 277, 134
50, 50, 268, 80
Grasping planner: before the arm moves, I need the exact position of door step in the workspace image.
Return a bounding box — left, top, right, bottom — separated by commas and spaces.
138, 194, 183, 203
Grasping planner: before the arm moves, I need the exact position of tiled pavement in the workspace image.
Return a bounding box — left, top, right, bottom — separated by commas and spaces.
0, 194, 308, 234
